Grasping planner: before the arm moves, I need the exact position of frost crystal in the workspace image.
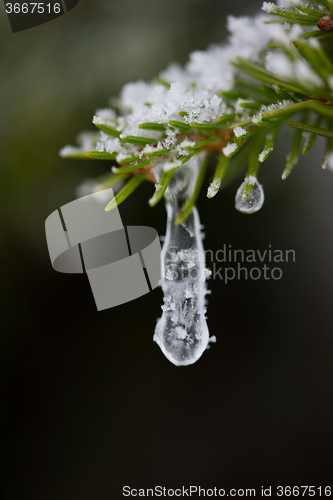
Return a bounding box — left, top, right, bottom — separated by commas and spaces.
207, 179, 221, 199
252, 113, 263, 124
259, 148, 273, 162
223, 142, 237, 157
234, 126, 247, 138
262, 2, 278, 14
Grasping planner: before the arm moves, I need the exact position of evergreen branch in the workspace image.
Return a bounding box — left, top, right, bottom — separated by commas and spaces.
62, 0, 333, 218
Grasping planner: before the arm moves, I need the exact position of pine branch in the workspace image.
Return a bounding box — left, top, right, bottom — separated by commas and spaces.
60, 0, 333, 217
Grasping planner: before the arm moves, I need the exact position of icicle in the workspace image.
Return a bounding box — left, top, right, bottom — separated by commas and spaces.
235, 176, 264, 214
153, 156, 211, 366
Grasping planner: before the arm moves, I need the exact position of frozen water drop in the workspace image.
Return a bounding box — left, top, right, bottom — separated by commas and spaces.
153, 156, 211, 366
235, 177, 264, 214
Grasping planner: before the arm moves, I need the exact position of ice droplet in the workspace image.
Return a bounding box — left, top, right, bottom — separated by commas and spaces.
235, 176, 264, 214
153, 156, 211, 366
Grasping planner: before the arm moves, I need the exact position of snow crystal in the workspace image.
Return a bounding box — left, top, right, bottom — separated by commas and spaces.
247, 175, 257, 185
252, 113, 263, 124
180, 139, 196, 149
163, 159, 182, 172
223, 142, 237, 157
234, 126, 247, 138
104, 138, 122, 153
259, 147, 273, 162
96, 142, 105, 152
207, 179, 221, 198
262, 2, 277, 13
59, 146, 77, 158
94, 108, 116, 120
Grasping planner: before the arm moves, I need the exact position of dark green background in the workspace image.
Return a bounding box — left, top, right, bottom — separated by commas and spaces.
1, 1, 333, 498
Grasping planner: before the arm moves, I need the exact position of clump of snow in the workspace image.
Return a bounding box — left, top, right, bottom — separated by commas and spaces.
234, 126, 247, 138
262, 2, 278, 13
223, 143, 238, 157
104, 138, 122, 153
163, 159, 182, 172
252, 113, 263, 124
259, 147, 273, 162
94, 108, 116, 121
180, 139, 196, 149
59, 146, 78, 158
71, 11, 274, 158
247, 175, 257, 185
207, 179, 221, 198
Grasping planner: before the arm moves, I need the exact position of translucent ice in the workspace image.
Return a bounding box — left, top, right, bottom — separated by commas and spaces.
153, 157, 210, 366
235, 176, 264, 214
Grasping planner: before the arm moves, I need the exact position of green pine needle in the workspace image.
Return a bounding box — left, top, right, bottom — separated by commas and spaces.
282, 128, 303, 179
105, 174, 146, 211
120, 136, 157, 145
168, 120, 192, 130
149, 169, 176, 207
112, 159, 153, 174
216, 113, 237, 123
207, 152, 229, 198
94, 123, 121, 138
85, 151, 117, 160
288, 120, 333, 138
138, 122, 166, 131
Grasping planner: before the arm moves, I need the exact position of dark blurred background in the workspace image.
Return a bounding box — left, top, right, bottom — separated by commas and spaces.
1, 1, 333, 498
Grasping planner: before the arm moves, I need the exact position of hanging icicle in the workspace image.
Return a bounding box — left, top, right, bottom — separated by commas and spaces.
153, 155, 212, 366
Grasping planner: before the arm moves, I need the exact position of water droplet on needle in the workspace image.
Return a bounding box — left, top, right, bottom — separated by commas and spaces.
235, 176, 264, 214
